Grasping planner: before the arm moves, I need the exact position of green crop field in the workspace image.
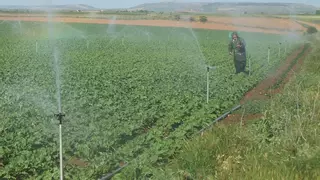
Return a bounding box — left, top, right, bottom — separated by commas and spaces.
0, 21, 303, 179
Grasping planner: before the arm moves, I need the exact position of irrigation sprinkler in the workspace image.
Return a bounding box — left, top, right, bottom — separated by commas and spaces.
284, 40, 287, 54
86, 40, 89, 49
36, 41, 38, 53
206, 65, 217, 104
248, 54, 251, 76
278, 42, 281, 58
54, 112, 65, 180
267, 46, 270, 64
18, 20, 22, 35
147, 32, 150, 42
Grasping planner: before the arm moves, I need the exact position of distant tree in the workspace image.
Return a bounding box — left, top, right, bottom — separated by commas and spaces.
199, 16, 207, 23
316, 10, 320, 15
174, 14, 180, 21
307, 26, 318, 34
189, 16, 195, 22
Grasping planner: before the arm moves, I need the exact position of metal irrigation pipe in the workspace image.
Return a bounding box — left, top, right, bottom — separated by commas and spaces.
285, 40, 287, 54
54, 112, 65, 180
99, 163, 129, 180
206, 65, 217, 104
278, 42, 281, 58
198, 104, 242, 134
268, 46, 270, 64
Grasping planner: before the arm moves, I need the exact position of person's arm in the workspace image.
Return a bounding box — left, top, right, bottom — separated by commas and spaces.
240, 38, 246, 48
237, 38, 246, 52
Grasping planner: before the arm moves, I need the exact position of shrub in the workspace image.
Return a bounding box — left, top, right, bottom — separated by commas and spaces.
199, 16, 207, 23
307, 26, 318, 34
174, 14, 180, 21
189, 16, 195, 22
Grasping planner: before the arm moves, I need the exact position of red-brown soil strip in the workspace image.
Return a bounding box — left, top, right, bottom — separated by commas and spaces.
0, 16, 299, 35
222, 45, 311, 125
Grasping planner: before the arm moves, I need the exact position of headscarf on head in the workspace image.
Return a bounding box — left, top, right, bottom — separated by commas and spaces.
232, 31, 238, 38
228, 31, 239, 40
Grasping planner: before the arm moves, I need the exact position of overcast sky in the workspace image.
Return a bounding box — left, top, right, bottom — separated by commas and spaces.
0, 0, 318, 9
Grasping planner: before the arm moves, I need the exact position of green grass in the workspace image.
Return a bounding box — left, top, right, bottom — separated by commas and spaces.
145, 36, 320, 180
274, 14, 320, 24
0, 21, 305, 179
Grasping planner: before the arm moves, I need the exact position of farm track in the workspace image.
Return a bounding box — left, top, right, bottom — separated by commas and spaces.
0, 15, 302, 35
223, 44, 312, 125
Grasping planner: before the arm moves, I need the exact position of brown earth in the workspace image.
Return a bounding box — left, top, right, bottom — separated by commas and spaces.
222, 44, 312, 125
207, 16, 305, 31
0, 16, 303, 35
241, 45, 304, 102
67, 157, 88, 167
295, 20, 320, 30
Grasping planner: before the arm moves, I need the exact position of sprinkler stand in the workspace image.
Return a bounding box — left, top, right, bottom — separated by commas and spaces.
285, 40, 287, 54
249, 55, 251, 76
36, 41, 38, 53
278, 42, 281, 58
267, 46, 270, 64
206, 66, 216, 104
55, 112, 65, 180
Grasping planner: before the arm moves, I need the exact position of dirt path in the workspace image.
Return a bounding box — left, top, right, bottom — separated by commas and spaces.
295, 20, 320, 29
207, 16, 305, 31
223, 44, 311, 125
0, 16, 301, 35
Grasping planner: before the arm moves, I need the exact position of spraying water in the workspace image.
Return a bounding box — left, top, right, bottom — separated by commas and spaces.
53, 48, 62, 113
46, 2, 64, 179
188, 27, 207, 67
107, 15, 117, 37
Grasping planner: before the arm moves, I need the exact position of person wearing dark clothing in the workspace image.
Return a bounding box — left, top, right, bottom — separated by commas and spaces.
228, 32, 247, 74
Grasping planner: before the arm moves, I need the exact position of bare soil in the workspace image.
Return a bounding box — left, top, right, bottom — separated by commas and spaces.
67, 157, 88, 167
223, 45, 312, 125
206, 16, 305, 31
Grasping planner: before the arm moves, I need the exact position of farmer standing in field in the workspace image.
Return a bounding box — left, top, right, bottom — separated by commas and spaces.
228, 32, 248, 74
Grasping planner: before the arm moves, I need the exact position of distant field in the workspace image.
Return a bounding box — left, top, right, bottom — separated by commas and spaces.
0, 13, 306, 34
276, 15, 320, 24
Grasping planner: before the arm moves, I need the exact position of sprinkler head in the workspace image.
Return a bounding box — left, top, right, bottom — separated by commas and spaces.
55, 112, 65, 124
206, 65, 216, 71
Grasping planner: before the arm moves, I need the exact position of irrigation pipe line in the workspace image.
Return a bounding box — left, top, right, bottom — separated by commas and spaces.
198, 104, 242, 134
97, 104, 241, 179
99, 163, 129, 180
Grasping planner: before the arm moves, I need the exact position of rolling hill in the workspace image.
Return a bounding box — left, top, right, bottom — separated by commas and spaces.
130, 2, 318, 15
0, 4, 97, 11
